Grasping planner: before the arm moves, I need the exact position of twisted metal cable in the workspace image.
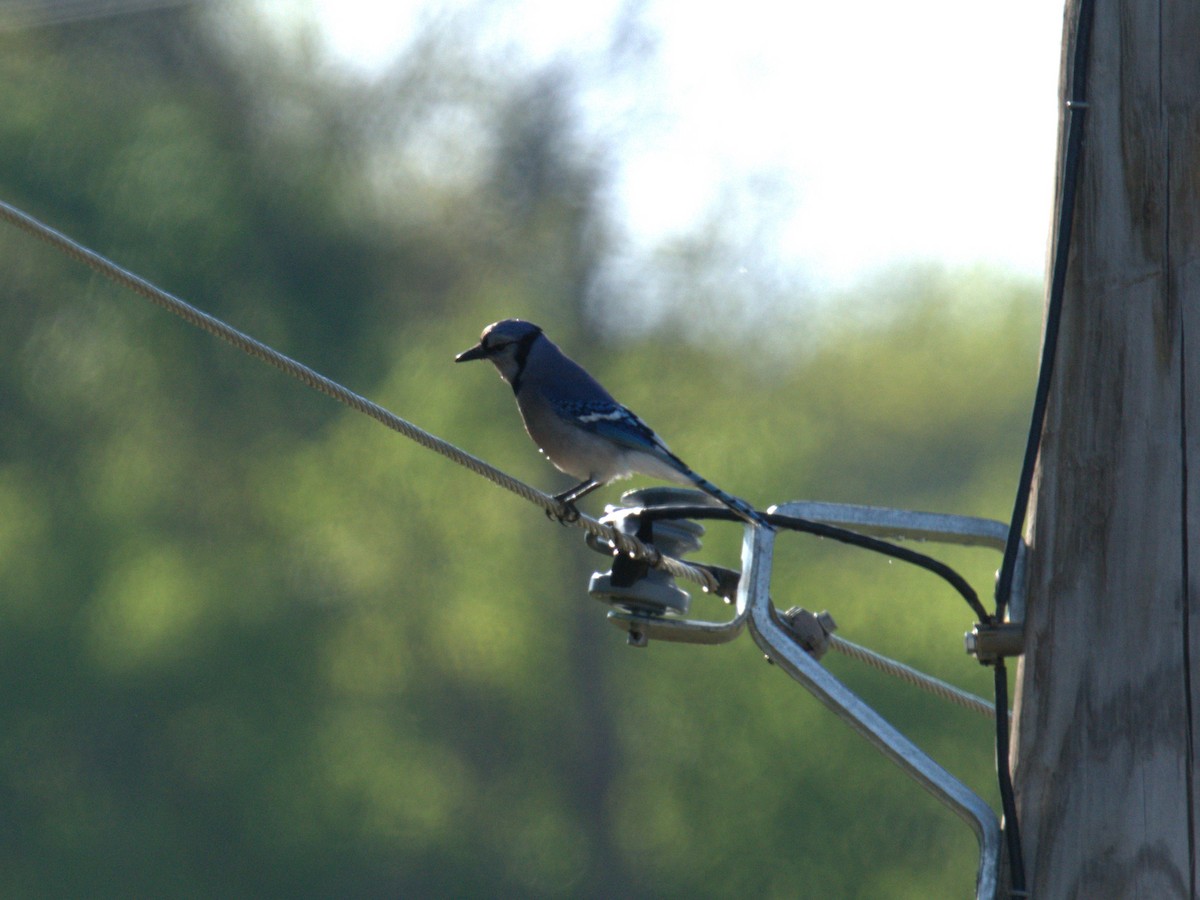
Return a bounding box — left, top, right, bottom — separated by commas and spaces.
829, 635, 999, 720
4, 199, 1015, 720
0, 198, 719, 593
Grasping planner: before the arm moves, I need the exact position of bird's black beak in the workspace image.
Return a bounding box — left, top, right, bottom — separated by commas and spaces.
455, 343, 488, 363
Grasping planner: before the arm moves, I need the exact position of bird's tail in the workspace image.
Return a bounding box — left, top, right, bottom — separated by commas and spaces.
684, 470, 772, 530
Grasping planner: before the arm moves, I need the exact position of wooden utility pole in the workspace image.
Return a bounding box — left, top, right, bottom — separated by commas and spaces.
1012, 0, 1200, 897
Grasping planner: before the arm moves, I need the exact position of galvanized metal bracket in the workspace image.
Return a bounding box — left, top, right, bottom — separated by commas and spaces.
774, 500, 1029, 631
587, 496, 1028, 900
740, 519, 1000, 900
774, 500, 1028, 663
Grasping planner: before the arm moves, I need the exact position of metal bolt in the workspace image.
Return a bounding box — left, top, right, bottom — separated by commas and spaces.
964, 622, 1024, 664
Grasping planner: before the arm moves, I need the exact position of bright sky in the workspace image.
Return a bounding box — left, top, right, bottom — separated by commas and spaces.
296, 0, 1065, 289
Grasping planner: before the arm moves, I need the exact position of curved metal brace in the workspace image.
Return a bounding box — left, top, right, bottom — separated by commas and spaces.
738, 524, 1001, 900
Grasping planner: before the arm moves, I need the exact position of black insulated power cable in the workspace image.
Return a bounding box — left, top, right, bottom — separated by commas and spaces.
991, 1, 1096, 895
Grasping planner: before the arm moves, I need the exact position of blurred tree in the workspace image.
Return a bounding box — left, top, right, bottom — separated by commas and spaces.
0, 3, 1040, 897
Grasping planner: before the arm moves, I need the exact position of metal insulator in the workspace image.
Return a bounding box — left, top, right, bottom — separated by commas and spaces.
586, 487, 718, 620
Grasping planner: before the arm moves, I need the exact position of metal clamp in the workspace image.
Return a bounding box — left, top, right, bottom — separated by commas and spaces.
587, 488, 751, 647
778, 606, 838, 660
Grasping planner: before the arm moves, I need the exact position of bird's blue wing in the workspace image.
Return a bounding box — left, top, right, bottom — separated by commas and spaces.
553, 396, 768, 526
556, 399, 677, 459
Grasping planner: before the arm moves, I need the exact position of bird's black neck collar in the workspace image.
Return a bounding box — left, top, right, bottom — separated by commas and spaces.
509, 327, 542, 394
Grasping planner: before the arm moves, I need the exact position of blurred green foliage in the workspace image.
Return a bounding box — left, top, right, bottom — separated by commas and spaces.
0, 6, 1041, 897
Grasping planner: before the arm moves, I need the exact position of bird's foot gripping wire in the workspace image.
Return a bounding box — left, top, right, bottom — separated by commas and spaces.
546, 479, 601, 524
545, 500, 581, 525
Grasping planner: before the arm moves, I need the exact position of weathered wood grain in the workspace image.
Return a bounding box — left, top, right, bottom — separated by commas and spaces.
1166, 2, 1200, 896
1012, 0, 1200, 897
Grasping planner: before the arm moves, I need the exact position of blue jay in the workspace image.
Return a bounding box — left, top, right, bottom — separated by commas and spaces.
456, 319, 769, 528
